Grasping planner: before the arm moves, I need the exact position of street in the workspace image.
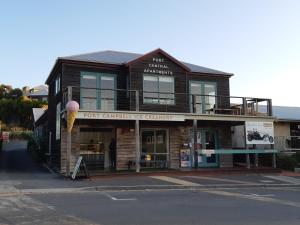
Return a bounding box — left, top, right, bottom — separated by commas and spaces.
1, 145, 300, 225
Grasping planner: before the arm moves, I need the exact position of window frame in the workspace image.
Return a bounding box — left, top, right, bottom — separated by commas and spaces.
56, 102, 61, 140
142, 74, 175, 105
80, 72, 117, 111
55, 75, 61, 95
189, 80, 217, 113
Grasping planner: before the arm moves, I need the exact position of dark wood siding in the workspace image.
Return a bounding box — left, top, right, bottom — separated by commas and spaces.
61, 63, 130, 111
47, 65, 62, 169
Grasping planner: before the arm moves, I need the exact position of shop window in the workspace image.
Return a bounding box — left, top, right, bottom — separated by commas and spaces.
141, 129, 168, 168
143, 75, 174, 105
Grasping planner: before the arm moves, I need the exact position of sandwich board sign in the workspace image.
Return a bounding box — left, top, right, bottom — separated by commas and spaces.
72, 156, 83, 180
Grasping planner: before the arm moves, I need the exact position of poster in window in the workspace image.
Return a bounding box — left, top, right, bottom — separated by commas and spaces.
245, 121, 274, 145
180, 149, 191, 167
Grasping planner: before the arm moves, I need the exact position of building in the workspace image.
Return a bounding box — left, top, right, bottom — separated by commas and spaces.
25, 85, 48, 101
44, 48, 276, 175
271, 106, 300, 152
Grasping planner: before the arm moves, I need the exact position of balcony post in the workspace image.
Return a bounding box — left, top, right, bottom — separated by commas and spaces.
267, 99, 273, 116
192, 95, 196, 113
135, 90, 140, 172
242, 98, 248, 115
193, 119, 198, 169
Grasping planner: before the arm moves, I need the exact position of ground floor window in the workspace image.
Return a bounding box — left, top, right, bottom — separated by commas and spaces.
79, 128, 114, 170
141, 129, 169, 168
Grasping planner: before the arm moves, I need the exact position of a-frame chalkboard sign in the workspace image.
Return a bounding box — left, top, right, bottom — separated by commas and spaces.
71, 156, 90, 180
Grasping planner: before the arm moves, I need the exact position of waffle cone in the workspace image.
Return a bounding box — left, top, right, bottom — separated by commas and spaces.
67, 111, 77, 133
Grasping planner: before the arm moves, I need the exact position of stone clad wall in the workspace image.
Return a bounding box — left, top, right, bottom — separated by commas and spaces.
60, 125, 80, 175
169, 126, 189, 169
116, 128, 136, 170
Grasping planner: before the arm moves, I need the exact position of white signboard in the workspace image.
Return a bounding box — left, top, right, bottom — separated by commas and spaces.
77, 111, 185, 121
245, 121, 274, 145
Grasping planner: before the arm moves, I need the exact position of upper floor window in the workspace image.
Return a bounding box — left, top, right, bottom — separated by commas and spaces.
143, 75, 174, 105
55, 76, 61, 94
80, 72, 116, 111
56, 102, 61, 140
190, 81, 216, 114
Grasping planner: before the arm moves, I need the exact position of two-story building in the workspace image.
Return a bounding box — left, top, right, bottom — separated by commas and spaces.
44, 48, 276, 176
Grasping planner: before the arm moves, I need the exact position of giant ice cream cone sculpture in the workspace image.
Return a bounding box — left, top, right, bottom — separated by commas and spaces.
66, 101, 79, 133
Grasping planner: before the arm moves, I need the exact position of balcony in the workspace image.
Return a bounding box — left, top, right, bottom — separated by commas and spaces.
62, 86, 273, 117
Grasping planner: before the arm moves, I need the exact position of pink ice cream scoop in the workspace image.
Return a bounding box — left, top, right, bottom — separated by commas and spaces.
66, 101, 79, 112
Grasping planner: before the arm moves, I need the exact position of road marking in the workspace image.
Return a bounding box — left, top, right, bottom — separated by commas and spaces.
248, 193, 275, 197
200, 189, 300, 208
264, 176, 300, 185
181, 176, 257, 185
259, 180, 274, 183
150, 176, 201, 186
103, 192, 136, 201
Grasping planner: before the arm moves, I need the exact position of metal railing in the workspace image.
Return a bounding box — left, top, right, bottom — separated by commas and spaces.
275, 136, 300, 152
62, 86, 273, 117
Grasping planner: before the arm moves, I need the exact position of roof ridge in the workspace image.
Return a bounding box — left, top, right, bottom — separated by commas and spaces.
61, 49, 142, 59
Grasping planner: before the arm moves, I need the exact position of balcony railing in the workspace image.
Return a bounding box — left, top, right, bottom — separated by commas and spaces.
275, 136, 300, 152
62, 86, 273, 117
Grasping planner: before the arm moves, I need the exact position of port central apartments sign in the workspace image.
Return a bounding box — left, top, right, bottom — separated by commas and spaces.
77, 111, 185, 121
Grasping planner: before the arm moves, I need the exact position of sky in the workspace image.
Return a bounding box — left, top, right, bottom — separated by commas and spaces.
0, 0, 299, 106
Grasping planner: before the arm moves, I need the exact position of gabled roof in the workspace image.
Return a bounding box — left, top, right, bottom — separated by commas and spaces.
60, 49, 232, 76
260, 105, 300, 121
32, 108, 46, 122
28, 85, 48, 97
125, 48, 191, 72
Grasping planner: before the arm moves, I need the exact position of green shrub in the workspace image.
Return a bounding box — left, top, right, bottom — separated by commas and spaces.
277, 154, 298, 171
10, 131, 33, 140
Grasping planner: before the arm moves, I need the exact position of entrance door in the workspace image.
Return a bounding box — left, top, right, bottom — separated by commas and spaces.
141, 129, 169, 169
198, 129, 219, 167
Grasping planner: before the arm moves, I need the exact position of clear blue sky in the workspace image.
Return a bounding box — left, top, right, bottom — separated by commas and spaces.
1, 0, 299, 106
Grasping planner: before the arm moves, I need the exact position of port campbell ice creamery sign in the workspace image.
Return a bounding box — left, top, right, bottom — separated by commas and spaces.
77, 111, 185, 121
143, 57, 173, 75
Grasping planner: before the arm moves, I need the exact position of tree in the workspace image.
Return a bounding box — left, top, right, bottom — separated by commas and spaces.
0, 84, 12, 99
8, 88, 23, 99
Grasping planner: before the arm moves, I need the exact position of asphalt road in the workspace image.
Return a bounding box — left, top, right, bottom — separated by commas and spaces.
1, 142, 300, 225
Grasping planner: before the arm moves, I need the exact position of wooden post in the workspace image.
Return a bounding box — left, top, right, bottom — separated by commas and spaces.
135, 90, 140, 172
193, 119, 198, 169
272, 153, 276, 168
246, 154, 250, 169
267, 99, 273, 116
254, 154, 259, 168
66, 86, 72, 177
242, 98, 247, 115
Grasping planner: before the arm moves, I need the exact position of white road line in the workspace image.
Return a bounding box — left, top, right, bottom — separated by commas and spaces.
150, 176, 202, 186
264, 175, 300, 185
103, 192, 136, 201
259, 180, 274, 183
181, 176, 257, 185
200, 189, 300, 208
